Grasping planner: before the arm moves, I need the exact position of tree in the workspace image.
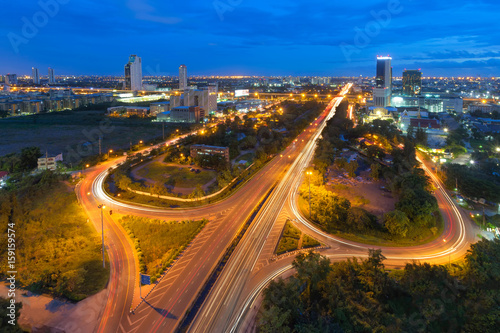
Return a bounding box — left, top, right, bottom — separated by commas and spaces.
189, 184, 205, 199
346, 207, 377, 232
370, 163, 381, 180
384, 210, 411, 237
346, 160, 358, 178
115, 172, 132, 191
414, 127, 428, 145
366, 145, 385, 160
151, 181, 165, 198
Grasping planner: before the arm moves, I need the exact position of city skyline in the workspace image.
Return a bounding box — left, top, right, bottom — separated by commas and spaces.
1, 0, 499, 76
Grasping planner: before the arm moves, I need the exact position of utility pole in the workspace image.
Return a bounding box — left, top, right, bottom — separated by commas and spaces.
483, 206, 486, 227
98, 204, 105, 268
162, 123, 165, 140
306, 171, 312, 218
99, 136, 102, 156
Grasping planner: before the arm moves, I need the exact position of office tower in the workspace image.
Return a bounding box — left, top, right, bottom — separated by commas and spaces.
48, 67, 56, 84
402, 69, 422, 96
179, 64, 187, 90
5, 74, 18, 85
373, 56, 392, 107
32, 67, 40, 84
124, 55, 143, 91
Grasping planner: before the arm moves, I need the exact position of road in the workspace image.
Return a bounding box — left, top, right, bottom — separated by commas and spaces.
79, 81, 479, 333
188, 85, 480, 332
77, 94, 342, 332
188, 92, 351, 332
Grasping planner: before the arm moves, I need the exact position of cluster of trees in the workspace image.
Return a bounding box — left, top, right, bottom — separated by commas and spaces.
309, 110, 441, 240
300, 184, 378, 234
446, 125, 469, 155
0, 171, 108, 301
260, 239, 500, 332
407, 125, 428, 146
383, 169, 439, 237
470, 109, 500, 119
442, 163, 500, 202
0, 147, 42, 173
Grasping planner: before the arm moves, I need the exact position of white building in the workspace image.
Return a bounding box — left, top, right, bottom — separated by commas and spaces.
179, 64, 187, 90
48, 67, 55, 84
125, 55, 143, 91
32, 67, 40, 84
38, 153, 63, 171
392, 94, 463, 113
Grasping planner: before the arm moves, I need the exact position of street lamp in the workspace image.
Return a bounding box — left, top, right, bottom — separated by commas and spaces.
306, 171, 312, 218
97, 204, 106, 268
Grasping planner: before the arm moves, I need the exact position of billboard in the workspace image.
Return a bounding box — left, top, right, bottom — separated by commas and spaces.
234, 89, 250, 97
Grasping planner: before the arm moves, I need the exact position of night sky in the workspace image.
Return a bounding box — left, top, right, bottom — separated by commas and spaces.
1, 0, 499, 77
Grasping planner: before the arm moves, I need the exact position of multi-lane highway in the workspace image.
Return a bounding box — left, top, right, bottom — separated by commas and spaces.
77, 82, 479, 333
77, 93, 341, 332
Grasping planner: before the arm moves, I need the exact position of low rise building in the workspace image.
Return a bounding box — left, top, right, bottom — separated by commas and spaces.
170, 106, 203, 123
37, 153, 63, 171
190, 144, 230, 163
107, 106, 150, 117
150, 101, 170, 115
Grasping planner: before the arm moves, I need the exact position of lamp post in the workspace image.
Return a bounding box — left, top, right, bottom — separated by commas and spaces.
306, 171, 312, 218
98, 204, 106, 268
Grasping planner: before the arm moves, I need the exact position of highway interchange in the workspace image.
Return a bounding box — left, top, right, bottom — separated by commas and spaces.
76, 83, 480, 333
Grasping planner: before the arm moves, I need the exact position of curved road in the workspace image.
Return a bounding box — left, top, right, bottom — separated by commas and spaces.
77, 95, 341, 333
78, 82, 479, 333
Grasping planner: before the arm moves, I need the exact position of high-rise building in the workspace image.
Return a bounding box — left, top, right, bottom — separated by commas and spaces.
5, 74, 18, 86
373, 56, 392, 107
124, 55, 143, 91
48, 67, 56, 84
179, 64, 187, 90
402, 69, 422, 96
32, 67, 40, 85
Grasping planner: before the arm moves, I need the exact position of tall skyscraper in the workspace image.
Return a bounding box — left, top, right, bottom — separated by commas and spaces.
179, 64, 187, 90
373, 56, 392, 107
124, 55, 143, 91
402, 69, 422, 96
48, 67, 56, 84
5, 74, 18, 85
32, 67, 40, 85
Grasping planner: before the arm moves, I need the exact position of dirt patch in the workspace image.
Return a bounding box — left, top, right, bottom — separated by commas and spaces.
325, 168, 396, 217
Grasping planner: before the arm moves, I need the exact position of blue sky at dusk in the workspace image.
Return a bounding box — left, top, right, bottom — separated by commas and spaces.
1, 0, 499, 76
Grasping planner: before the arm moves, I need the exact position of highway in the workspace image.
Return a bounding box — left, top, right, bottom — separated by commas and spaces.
77, 93, 341, 332
188, 92, 351, 332
77, 82, 480, 333
188, 83, 480, 332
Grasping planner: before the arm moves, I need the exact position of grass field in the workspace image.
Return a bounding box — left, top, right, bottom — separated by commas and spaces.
135, 162, 216, 188
0, 174, 109, 301
0, 110, 175, 163
118, 216, 207, 281
275, 220, 322, 255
